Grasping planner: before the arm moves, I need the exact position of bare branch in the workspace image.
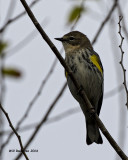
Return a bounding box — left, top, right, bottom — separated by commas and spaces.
3, 0, 16, 25
92, 0, 118, 45
109, 17, 127, 160
18, 0, 128, 159
0, 0, 41, 33
118, 16, 128, 109
117, 4, 128, 41
0, 103, 29, 160
14, 82, 67, 160
16, 59, 62, 128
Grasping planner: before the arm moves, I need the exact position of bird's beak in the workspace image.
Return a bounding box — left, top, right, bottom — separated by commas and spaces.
54, 37, 64, 42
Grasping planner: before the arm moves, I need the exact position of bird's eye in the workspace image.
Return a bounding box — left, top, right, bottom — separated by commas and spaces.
69, 36, 75, 41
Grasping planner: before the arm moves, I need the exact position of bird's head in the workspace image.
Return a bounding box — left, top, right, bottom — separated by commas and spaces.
55, 31, 93, 53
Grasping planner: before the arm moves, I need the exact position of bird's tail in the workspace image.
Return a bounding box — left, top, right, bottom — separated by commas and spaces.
86, 118, 103, 145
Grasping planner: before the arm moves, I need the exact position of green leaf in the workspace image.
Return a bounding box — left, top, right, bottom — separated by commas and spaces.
2, 67, 22, 78
68, 6, 85, 24
0, 41, 8, 54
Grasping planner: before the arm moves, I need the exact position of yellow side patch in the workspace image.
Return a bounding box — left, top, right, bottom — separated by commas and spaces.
65, 71, 68, 78
90, 55, 103, 74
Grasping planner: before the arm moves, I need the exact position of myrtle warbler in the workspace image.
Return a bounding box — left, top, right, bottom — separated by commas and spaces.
55, 31, 103, 145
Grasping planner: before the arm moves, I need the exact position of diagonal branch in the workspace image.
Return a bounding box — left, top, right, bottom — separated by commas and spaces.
18, 0, 128, 159
92, 0, 118, 45
14, 82, 67, 160
0, 103, 29, 160
3, 0, 16, 26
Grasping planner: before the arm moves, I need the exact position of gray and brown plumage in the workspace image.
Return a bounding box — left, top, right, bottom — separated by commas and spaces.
55, 31, 103, 145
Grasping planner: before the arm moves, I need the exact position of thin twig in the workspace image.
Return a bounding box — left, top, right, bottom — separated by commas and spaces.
14, 82, 67, 160
18, 0, 128, 159
16, 59, 62, 127
117, 4, 128, 41
0, 0, 41, 33
118, 16, 128, 109
0, 103, 29, 160
92, 0, 118, 45
3, 0, 16, 26
0, 0, 17, 41
109, 16, 127, 160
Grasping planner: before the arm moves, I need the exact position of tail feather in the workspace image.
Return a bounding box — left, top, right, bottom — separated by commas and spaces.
86, 118, 103, 145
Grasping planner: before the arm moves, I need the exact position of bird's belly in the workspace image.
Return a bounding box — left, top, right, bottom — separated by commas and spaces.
67, 61, 102, 108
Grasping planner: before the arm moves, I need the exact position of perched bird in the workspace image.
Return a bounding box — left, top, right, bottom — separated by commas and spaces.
55, 31, 103, 145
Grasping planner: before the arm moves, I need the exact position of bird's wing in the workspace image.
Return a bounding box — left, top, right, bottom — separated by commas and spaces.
90, 51, 103, 75
90, 50, 104, 115
97, 90, 103, 115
